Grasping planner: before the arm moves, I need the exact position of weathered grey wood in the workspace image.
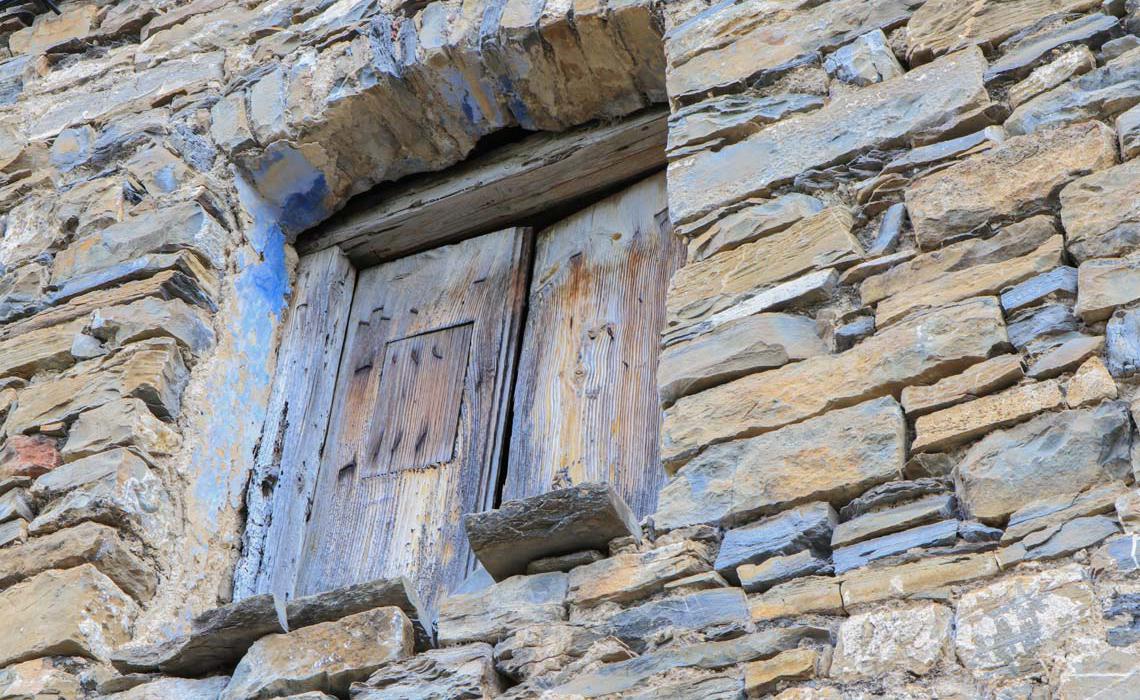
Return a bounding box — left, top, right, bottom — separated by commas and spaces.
233, 248, 356, 604
299, 108, 668, 265
504, 173, 683, 518
296, 228, 531, 620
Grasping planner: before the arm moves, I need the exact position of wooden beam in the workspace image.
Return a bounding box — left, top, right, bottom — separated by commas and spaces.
297, 106, 668, 264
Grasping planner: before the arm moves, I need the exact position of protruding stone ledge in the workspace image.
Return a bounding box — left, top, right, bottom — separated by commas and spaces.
112, 577, 430, 675
464, 483, 640, 582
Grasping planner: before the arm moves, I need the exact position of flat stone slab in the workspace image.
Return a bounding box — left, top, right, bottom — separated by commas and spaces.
1060, 158, 1140, 263
601, 588, 751, 653
662, 297, 1005, 470
905, 121, 1117, 250
436, 573, 567, 646
655, 397, 904, 531
351, 643, 504, 699
714, 502, 836, 581
464, 483, 640, 581
832, 495, 958, 549
832, 519, 959, 574
738, 551, 833, 594
668, 47, 991, 226
219, 606, 412, 700
1006, 45, 1140, 135
550, 627, 829, 697
957, 402, 1132, 524
111, 577, 430, 675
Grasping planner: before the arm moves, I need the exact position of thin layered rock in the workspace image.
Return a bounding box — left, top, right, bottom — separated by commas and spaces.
662, 297, 1008, 469
668, 48, 993, 226
665, 207, 862, 331
112, 578, 430, 674
655, 397, 904, 530
905, 121, 1117, 249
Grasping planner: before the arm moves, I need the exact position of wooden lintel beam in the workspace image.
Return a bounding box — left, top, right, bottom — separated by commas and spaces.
297, 106, 669, 264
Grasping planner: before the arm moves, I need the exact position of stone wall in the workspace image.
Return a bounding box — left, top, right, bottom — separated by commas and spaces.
3, 0, 1140, 697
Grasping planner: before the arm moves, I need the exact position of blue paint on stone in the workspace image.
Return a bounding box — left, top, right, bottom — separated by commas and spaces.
245, 142, 332, 238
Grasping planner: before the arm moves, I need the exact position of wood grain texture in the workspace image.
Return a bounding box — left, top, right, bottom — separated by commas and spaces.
298, 108, 667, 265
232, 248, 356, 603
504, 173, 683, 518
296, 228, 531, 619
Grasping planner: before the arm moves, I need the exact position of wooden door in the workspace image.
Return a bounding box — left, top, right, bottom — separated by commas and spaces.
296, 228, 530, 615
504, 173, 683, 518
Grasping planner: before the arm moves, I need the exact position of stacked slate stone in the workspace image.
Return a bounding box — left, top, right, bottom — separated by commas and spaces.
650, 0, 1140, 696
0, 0, 668, 695
3, 0, 1140, 696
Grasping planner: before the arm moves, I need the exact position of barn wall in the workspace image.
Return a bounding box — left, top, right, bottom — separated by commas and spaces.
1, 0, 1140, 697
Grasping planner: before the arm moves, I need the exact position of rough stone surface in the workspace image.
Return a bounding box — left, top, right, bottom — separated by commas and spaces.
900, 355, 1025, 417
825, 29, 904, 86
839, 479, 952, 520
656, 397, 904, 530
0, 434, 60, 480
351, 643, 503, 700
1119, 102, 1140, 158
831, 604, 953, 680
955, 566, 1095, 677
1007, 46, 1140, 135
61, 398, 181, 463
685, 194, 826, 262
1067, 356, 1118, 407
666, 0, 922, 102
0, 564, 138, 667
744, 648, 821, 696
657, 313, 826, 406
956, 401, 1132, 523
3, 337, 189, 435
601, 588, 750, 652
714, 502, 837, 581
840, 552, 1000, 607
550, 627, 829, 697
832, 495, 958, 549
832, 519, 959, 573
668, 48, 992, 226
27, 447, 165, 538
1004, 483, 1127, 542
1061, 158, 1140, 263
527, 550, 606, 575
749, 576, 844, 621
662, 297, 1007, 469
220, 606, 413, 700
1009, 46, 1096, 108
1108, 308, 1140, 376
567, 541, 711, 608
112, 577, 429, 675
1000, 266, 1078, 315
860, 216, 1055, 306
738, 551, 833, 594
906, 0, 1101, 64
465, 483, 640, 581
666, 207, 860, 330
437, 573, 567, 647
911, 379, 1064, 453
102, 676, 231, 700
905, 121, 1117, 250
0, 521, 155, 601
874, 235, 1064, 327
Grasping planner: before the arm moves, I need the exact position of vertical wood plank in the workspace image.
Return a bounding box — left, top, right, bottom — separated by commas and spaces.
296, 228, 531, 618
505, 172, 682, 518
233, 247, 356, 602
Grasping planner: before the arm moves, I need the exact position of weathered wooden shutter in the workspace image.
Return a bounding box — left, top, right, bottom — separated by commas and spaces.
295, 228, 530, 615
504, 173, 682, 518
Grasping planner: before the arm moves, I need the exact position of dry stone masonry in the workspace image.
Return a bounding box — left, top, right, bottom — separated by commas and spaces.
2, 0, 1140, 698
